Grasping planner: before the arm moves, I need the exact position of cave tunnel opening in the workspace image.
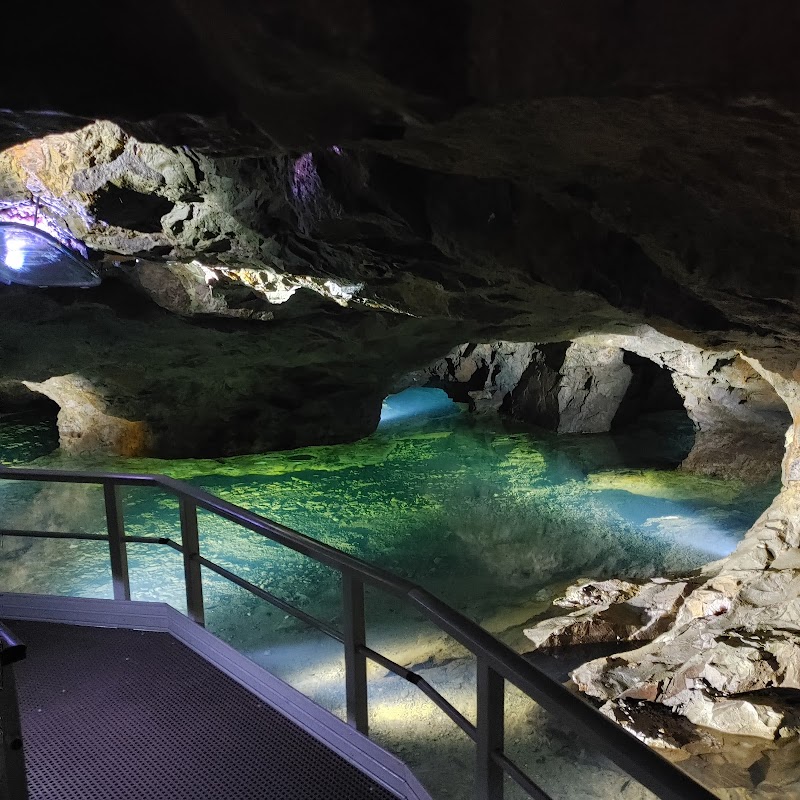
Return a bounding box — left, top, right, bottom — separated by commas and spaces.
612, 351, 686, 429
609, 351, 694, 468
379, 386, 462, 427
0, 387, 59, 420
0, 386, 60, 462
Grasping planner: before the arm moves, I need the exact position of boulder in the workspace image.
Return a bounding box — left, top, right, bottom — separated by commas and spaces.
524, 577, 695, 650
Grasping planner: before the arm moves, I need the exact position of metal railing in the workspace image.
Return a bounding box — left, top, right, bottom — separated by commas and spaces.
0, 621, 27, 800
0, 465, 716, 800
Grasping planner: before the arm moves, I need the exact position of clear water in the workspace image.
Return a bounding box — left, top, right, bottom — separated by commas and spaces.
0, 393, 779, 799
0, 399, 774, 613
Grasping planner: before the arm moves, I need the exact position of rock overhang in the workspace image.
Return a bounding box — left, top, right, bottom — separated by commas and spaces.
0, 2, 799, 456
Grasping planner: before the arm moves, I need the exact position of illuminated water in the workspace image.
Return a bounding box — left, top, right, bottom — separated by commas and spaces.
0, 392, 779, 799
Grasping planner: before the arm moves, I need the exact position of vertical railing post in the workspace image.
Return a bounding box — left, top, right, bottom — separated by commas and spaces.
342, 572, 368, 735
476, 658, 504, 800
179, 496, 205, 627
103, 482, 130, 602
0, 662, 28, 800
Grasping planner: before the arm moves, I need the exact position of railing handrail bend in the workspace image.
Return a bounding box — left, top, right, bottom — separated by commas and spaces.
0, 465, 717, 800
0, 621, 26, 666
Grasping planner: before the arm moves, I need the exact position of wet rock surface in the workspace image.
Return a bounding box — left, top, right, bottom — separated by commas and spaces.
523, 577, 699, 651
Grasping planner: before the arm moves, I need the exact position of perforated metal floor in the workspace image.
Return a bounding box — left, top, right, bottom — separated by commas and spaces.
7, 620, 399, 800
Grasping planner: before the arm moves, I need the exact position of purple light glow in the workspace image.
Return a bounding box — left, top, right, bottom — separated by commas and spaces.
291, 152, 320, 205
0, 203, 88, 257
330, 145, 343, 156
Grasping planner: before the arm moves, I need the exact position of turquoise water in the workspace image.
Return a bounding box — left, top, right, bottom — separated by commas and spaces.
0, 396, 776, 631
0, 396, 779, 799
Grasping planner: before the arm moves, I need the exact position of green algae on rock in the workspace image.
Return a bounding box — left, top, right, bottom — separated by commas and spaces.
584, 469, 753, 504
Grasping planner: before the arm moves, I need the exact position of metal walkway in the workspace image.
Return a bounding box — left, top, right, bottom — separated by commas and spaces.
8, 619, 399, 800
0, 465, 719, 800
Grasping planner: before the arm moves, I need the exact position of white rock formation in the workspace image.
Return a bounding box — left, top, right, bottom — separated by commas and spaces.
424, 327, 791, 482
565, 361, 800, 744
524, 577, 696, 650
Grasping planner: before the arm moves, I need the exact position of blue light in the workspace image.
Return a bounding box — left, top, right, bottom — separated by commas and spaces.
0, 223, 100, 288
379, 387, 462, 426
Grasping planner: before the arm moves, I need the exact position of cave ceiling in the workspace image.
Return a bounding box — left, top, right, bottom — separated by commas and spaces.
1, 0, 800, 454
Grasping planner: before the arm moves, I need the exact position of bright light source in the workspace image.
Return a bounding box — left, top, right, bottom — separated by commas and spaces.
0, 223, 100, 287
5, 242, 24, 271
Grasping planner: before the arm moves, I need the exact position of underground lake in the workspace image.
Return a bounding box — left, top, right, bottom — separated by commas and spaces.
0, 389, 779, 799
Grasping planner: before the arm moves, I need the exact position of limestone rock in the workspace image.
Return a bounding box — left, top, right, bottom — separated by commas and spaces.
424, 342, 540, 413
682, 695, 784, 740
569, 479, 800, 743
22, 375, 151, 457
524, 577, 694, 650
555, 578, 640, 609
555, 343, 633, 433
573, 331, 791, 483
426, 340, 634, 434
0, 282, 462, 458
423, 329, 790, 482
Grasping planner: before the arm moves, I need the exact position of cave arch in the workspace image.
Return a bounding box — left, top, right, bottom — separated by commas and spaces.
418, 334, 792, 483
611, 351, 684, 429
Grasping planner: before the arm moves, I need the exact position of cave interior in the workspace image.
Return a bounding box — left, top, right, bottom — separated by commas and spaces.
2, 3, 800, 799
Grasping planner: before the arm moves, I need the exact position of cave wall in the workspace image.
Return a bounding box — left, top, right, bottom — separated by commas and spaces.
513, 359, 800, 766
424, 339, 634, 433
0, 116, 798, 467
593, 331, 792, 482
566, 386, 800, 750
421, 330, 791, 482
0, 279, 466, 458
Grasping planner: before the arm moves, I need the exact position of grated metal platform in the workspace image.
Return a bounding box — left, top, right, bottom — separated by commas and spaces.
8, 620, 400, 800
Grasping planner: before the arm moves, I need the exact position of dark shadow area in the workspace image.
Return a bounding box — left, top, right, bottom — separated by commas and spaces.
0, 1, 230, 118
613, 351, 685, 429
0, 390, 59, 419
0, 390, 60, 463
91, 187, 174, 233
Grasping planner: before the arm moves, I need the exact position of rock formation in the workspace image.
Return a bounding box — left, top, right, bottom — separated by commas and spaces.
22, 375, 151, 457
523, 577, 699, 651
0, 120, 786, 466
421, 330, 791, 482
514, 369, 800, 797
567, 446, 800, 740
423, 340, 634, 433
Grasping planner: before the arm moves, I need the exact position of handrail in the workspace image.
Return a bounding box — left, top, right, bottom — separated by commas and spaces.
2, 467, 416, 595
0, 620, 28, 800
0, 465, 717, 800
0, 623, 25, 667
